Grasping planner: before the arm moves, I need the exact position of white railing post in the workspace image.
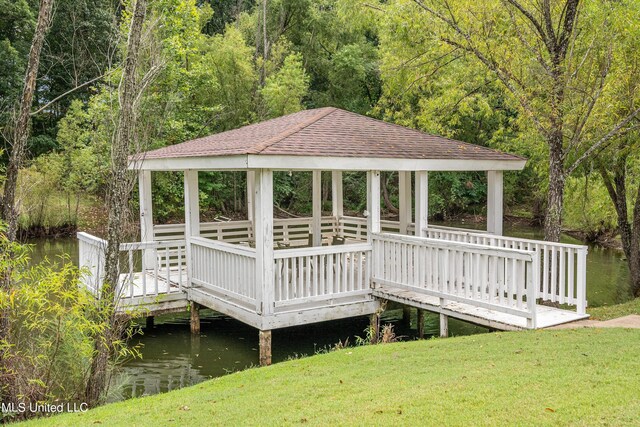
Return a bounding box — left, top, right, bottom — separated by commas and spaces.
139, 170, 156, 269
576, 247, 587, 314
254, 169, 274, 315
415, 171, 428, 237
312, 170, 322, 246
367, 171, 381, 241
487, 171, 503, 235
332, 171, 343, 236
527, 251, 540, 329
184, 170, 200, 288
399, 171, 412, 235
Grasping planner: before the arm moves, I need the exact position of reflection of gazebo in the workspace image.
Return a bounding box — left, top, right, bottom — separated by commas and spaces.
78, 107, 588, 366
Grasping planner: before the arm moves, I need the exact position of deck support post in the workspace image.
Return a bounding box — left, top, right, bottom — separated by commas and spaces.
439, 313, 448, 338
332, 171, 343, 236
138, 170, 155, 267
145, 316, 154, 330
254, 169, 274, 316
487, 171, 503, 235
366, 171, 381, 241
184, 170, 200, 286
415, 171, 428, 237
399, 171, 412, 235
190, 302, 200, 334
312, 170, 322, 246
417, 309, 425, 338
369, 313, 380, 344
259, 330, 272, 366
402, 306, 412, 328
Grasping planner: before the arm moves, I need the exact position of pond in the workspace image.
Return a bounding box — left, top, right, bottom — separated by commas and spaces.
27, 224, 631, 401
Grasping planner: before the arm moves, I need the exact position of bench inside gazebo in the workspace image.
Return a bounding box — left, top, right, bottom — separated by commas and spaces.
77, 107, 589, 365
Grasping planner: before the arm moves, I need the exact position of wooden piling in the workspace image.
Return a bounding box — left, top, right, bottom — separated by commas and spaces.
259, 330, 272, 366
417, 309, 425, 339
440, 313, 448, 338
370, 313, 380, 344
402, 306, 412, 328
145, 316, 154, 329
190, 302, 200, 334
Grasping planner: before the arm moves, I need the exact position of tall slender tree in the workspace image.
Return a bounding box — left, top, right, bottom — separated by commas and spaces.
1, 0, 54, 241
84, 0, 148, 406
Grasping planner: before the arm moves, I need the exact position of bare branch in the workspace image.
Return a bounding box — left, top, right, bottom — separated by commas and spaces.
566, 108, 640, 175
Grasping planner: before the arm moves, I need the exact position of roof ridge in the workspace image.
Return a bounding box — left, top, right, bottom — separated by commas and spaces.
248, 107, 337, 154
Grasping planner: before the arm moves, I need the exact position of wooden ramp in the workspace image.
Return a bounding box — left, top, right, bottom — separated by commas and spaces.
372, 285, 589, 331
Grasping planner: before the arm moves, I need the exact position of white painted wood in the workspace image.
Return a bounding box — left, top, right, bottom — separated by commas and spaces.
487, 170, 504, 235
415, 171, 428, 237
332, 170, 343, 232
367, 171, 381, 241
371, 232, 539, 322
312, 170, 322, 246
246, 170, 255, 224
424, 226, 588, 311
246, 155, 527, 172
184, 170, 200, 287
254, 169, 275, 315
138, 170, 155, 268
130, 154, 527, 172
399, 171, 412, 235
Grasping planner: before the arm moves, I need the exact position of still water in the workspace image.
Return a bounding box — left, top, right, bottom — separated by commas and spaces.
27, 225, 631, 401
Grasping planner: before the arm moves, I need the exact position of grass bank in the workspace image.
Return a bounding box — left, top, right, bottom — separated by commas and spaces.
27, 328, 640, 426
588, 298, 640, 320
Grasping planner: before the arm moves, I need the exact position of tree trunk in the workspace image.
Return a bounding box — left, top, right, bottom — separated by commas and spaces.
1, 0, 55, 241
544, 137, 565, 242
84, 0, 147, 407
599, 156, 640, 298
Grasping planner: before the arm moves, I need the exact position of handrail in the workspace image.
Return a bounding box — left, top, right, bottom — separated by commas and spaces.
274, 242, 372, 259
375, 233, 535, 261
191, 236, 256, 257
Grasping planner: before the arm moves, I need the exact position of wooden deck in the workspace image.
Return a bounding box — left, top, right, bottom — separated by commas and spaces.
116, 268, 188, 314
78, 219, 590, 332
373, 285, 589, 331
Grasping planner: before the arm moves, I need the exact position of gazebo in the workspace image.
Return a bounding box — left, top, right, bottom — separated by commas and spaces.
78, 107, 588, 366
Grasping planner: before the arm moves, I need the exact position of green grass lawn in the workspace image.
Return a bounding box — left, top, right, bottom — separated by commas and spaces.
588, 298, 640, 320
26, 328, 640, 426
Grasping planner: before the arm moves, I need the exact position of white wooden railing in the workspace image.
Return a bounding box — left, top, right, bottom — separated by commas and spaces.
273, 243, 372, 310
155, 216, 337, 246
78, 232, 107, 296
190, 236, 257, 308
372, 233, 539, 328
117, 240, 186, 300
78, 232, 186, 301
424, 228, 587, 313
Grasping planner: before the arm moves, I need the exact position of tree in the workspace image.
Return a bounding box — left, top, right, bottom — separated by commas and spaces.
84, 0, 148, 406
1, 0, 55, 241
373, 0, 640, 241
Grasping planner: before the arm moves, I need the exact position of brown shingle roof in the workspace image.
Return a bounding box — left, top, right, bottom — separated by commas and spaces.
139, 107, 523, 161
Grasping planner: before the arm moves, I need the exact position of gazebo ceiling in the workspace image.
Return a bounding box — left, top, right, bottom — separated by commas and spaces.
130, 107, 526, 171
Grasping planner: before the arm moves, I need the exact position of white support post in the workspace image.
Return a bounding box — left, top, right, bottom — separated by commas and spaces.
138, 170, 155, 267
184, 170, 200, 286
367, 170, 381, 241
331, 171, 343, 236
247, 170, 255, 238
398, 171, 412, 235
415, 171, 428, 237
487, 170, 504, 235
254, 169, 274, 316
312, 170, 322, 246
